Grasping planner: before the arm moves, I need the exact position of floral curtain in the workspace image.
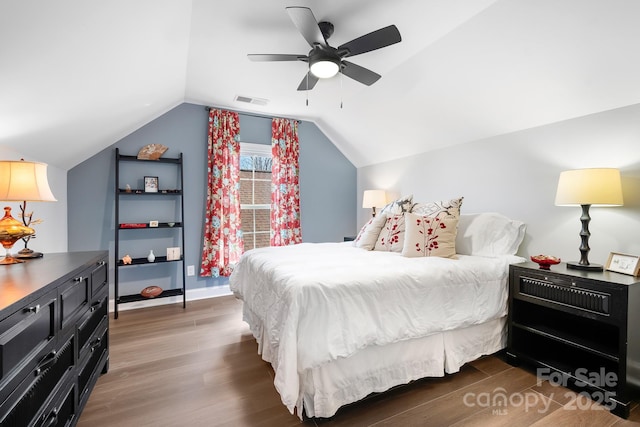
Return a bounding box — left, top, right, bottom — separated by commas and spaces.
270, 118, 302, 246
200, 109, 243, 277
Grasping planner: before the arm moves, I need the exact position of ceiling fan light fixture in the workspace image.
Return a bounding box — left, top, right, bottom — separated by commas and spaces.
310, 58, 340, 79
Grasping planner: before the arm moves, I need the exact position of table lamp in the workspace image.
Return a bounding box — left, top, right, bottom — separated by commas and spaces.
555, 168, 623, 271
362, 190, 387, 217
0, 160, 57, 264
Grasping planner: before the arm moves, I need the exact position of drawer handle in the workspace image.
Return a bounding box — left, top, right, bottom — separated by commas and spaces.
25, 304, 40, 314
90, 300, 102, 312
35, 350, 57, 376
97, 260, 106, 266
90, 337, 102, 352
74, 276, 85, 282
43, 407, 58, 427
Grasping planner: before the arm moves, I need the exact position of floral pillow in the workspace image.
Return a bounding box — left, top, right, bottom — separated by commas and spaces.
354, 213, 387, 250
379, 194, 414, 216
402, 212, 458, 258
374, 214, 406, 252
412, 197, 463, 220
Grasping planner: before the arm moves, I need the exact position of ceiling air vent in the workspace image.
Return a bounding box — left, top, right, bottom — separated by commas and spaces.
234, 95, 269, 106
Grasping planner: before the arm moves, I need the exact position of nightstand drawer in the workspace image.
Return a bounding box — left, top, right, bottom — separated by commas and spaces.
516, 275, 611, 315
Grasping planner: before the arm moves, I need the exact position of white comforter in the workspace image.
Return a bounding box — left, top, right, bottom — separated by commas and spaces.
229, 242, 523, 415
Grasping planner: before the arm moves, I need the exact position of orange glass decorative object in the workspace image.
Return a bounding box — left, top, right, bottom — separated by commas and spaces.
0, 206, 35, 264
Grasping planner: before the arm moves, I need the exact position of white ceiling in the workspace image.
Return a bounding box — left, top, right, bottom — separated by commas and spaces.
2, 0, 640, 170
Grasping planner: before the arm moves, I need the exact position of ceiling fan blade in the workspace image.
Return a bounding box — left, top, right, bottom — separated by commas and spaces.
248, 54, 307, 62
296, 72, 320, 91
338, 25, 401, 57
341, 61, 381, 86
286, 6, 327, 48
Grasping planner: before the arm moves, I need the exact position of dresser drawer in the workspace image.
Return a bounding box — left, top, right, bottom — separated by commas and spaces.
0, 289, 57, 404
33, 380, 76, 427
90, 259, 108, 300
59, 269, 91, 333
77, 293, 108, 364
0, 335, 74, 427
78, 325, 108, 408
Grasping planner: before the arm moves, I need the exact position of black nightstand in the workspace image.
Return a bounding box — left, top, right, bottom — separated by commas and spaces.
507, 262, 640, 418
343, 236, 356, 242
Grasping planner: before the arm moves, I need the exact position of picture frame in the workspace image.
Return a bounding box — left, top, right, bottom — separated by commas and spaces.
144, 176, 158, 193
605, 252, 640, 276
166, 247, 181, 261
149, 220, 159, 228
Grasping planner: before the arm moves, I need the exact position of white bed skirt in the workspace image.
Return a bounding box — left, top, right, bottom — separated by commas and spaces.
246, 303, 506, 419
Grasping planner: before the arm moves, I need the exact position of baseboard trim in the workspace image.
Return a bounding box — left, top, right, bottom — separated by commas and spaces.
109, 285, 232, 313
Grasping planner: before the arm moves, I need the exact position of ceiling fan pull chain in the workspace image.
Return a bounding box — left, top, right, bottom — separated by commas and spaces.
306, 65, 310, 106
340, 69, 343, 109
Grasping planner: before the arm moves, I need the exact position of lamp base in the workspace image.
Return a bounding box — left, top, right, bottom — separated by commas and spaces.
16, 249, 43, 259
566, 261, 603, 272
0, 254, 25, 265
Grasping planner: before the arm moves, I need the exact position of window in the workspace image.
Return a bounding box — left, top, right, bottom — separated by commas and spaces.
240, 143, 272, 250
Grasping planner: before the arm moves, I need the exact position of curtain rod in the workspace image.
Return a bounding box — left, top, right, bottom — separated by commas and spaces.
204, 106, 300, 123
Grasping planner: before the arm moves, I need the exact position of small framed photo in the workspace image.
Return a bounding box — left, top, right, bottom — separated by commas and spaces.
605, 252, 640, 276
166, 247, 181, 261
149, 220, 159, 228
144, 176, 158, 193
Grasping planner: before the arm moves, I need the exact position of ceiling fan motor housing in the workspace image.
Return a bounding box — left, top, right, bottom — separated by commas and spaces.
318, 21, 334, 40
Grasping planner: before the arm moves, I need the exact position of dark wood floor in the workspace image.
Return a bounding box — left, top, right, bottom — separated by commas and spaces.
78, 296, 640, 427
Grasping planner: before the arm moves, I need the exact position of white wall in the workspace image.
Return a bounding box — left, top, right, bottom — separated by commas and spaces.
0, 147, 68, 255
357, 104, 640, 266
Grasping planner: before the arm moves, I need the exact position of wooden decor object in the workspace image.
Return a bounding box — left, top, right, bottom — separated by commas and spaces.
137, 144, 168, 160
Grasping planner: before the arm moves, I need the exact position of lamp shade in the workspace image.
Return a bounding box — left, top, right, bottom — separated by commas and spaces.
362, 190, 387, 209
555, 168, 623, 206
0, 160, 57, 202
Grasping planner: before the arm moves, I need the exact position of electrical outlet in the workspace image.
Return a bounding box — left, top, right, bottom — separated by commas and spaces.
187, 265, 195, 276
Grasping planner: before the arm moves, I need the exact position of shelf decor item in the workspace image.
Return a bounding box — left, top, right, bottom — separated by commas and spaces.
167, 247, 181, 261
137, 144, 168, 160
140, 285, 163, 298
605, 252, 640, 276
144, 176, 158, 193
555, 168, 623, 271
530, 254, 561, 270
0, 159, 57, 264
147, 250, 155, 262
120, 223, 146, 228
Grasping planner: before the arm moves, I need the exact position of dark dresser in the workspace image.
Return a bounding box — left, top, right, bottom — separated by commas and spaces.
0, 251, 109, 427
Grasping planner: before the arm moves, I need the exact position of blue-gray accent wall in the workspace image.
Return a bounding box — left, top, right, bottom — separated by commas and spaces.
68, 102, 356, 293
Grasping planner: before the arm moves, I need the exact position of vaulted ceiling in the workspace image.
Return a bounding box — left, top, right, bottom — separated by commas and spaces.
2, 0, 639, 170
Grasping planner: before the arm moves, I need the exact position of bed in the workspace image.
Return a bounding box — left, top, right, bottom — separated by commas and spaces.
229, 210, 526, 419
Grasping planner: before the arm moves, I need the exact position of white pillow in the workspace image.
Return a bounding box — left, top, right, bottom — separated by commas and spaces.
402, 213, 458, 258
455, 213, 526, 257
353, 214, 387, 250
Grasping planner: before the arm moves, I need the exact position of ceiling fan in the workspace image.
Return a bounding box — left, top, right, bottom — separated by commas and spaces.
248, 6, 402, 91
